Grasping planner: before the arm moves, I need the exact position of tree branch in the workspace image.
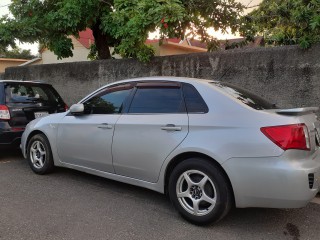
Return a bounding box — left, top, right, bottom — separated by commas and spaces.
98, 0, 112, 7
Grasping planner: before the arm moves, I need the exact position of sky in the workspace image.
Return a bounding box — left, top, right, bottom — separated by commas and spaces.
0, 0, 261, 55
0, 0, 39, 54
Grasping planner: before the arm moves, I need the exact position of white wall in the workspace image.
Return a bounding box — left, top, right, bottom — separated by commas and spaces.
41, 37, 90, 64
41, 36, 121, 64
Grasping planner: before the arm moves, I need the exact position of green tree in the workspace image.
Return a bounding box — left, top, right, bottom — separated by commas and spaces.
240, 0, 320, 48
0, 47, 37, 59
0, 0, 244, 62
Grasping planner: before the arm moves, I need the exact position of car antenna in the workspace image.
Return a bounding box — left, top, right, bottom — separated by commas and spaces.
216, 66, 232, 81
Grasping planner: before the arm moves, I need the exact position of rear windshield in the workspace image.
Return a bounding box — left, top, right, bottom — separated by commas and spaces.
211, 82, 276, 110
5, 83, 64, 105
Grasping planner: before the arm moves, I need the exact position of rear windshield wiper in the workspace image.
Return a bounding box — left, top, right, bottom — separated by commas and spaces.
25, 97, 41, 101
8, 98, 42, 103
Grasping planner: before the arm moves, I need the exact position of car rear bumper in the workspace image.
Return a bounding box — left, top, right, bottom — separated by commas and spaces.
0, 122, 24, 147
222, 150, 320, 208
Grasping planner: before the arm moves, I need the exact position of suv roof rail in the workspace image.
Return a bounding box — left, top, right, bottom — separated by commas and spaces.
21, 78, 46, 83
0, 79, 47, 84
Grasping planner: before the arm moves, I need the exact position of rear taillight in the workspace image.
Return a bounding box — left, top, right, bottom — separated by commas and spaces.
261, 124, 310, 151
0, 105, 10, 120
64, 104, 69, 111
11, 127, 25, 132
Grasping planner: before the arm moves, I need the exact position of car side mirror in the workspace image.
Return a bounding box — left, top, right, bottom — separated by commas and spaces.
70, 104, 84, 115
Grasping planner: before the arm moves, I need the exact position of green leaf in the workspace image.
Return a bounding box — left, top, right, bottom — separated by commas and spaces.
240, 0, 320, 49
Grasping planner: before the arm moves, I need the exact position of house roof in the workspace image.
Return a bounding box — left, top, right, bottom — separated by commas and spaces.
0, 58, 29, 62
219, 36, 264, 49
19, 57, 42, 66
162, 41, 207, 53
188, 39, 207, 49
52, 28, 264, 52
146, 38, 207, 49
75, 30, 203, 50
39, 29, 95, 53
77, 29, 95, 49
145, 38, 182, 44
146, 37, 264, 50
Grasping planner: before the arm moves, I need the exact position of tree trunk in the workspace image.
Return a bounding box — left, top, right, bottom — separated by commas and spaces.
91, 21, 111, 60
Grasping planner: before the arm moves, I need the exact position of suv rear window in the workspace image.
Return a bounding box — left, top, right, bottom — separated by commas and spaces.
5, 83, 63, 105
211, 82, 276, 110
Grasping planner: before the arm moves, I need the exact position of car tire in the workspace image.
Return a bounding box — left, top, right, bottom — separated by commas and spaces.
27, 134, 54, 175
168, 158, 233, 225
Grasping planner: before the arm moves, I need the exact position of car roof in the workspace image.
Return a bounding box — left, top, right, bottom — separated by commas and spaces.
78, 76, 218, 103
112, 76, 215, 85
0, 80, 49, 84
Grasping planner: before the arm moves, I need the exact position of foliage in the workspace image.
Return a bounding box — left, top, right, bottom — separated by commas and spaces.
87, 43, 98, 61
240, 0, 320, 48
0, 0, 244, 62
0, 47, 37, 59
101, 0, 185, 60
104, 0, 244, 58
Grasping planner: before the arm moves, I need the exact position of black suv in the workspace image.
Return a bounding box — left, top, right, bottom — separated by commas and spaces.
0, 80, 67, 148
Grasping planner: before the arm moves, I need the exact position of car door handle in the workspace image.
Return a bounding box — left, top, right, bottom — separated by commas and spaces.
97, 123, 113, 129
161, 124, 182, 131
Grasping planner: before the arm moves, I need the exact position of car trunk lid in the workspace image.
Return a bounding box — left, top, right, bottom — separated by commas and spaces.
275, 107, 319, 116
274, 107, 320, 153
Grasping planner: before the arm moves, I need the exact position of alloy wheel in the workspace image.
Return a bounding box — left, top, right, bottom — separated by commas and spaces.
176, 170, 217, 216
30, 140, 46, 169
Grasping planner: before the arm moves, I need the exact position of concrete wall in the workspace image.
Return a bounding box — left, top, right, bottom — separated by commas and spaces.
3, 44, 320, 111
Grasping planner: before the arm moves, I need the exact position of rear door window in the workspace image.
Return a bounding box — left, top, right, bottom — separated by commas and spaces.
128, 83, 186, 113
5, 83, 63, 105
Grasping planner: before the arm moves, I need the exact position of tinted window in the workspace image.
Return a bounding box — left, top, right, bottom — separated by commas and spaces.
129, 87, 185, 113
5, 83, 63, 105
183, 83, 208, 113
84, 87, 132, 114
211, 82, 276, 110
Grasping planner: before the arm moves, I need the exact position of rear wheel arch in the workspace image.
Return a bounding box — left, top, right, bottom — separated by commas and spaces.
164, 152, 235, 204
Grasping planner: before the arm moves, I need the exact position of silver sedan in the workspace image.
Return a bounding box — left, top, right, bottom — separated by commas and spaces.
21, 77, 320, 225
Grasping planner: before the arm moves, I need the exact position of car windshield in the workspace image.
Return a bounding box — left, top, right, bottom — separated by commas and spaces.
211, 82, 277, 110
5, 83, 63, 105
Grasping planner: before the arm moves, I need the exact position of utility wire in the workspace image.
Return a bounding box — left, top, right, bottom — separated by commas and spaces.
245, 0, 260, 9
246, 0, 254, 7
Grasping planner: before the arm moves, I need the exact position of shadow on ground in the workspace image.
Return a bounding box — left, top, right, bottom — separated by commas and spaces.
0, 148, 23, 161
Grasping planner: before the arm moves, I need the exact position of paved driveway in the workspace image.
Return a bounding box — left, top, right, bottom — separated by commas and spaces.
0, 150, 320, 240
